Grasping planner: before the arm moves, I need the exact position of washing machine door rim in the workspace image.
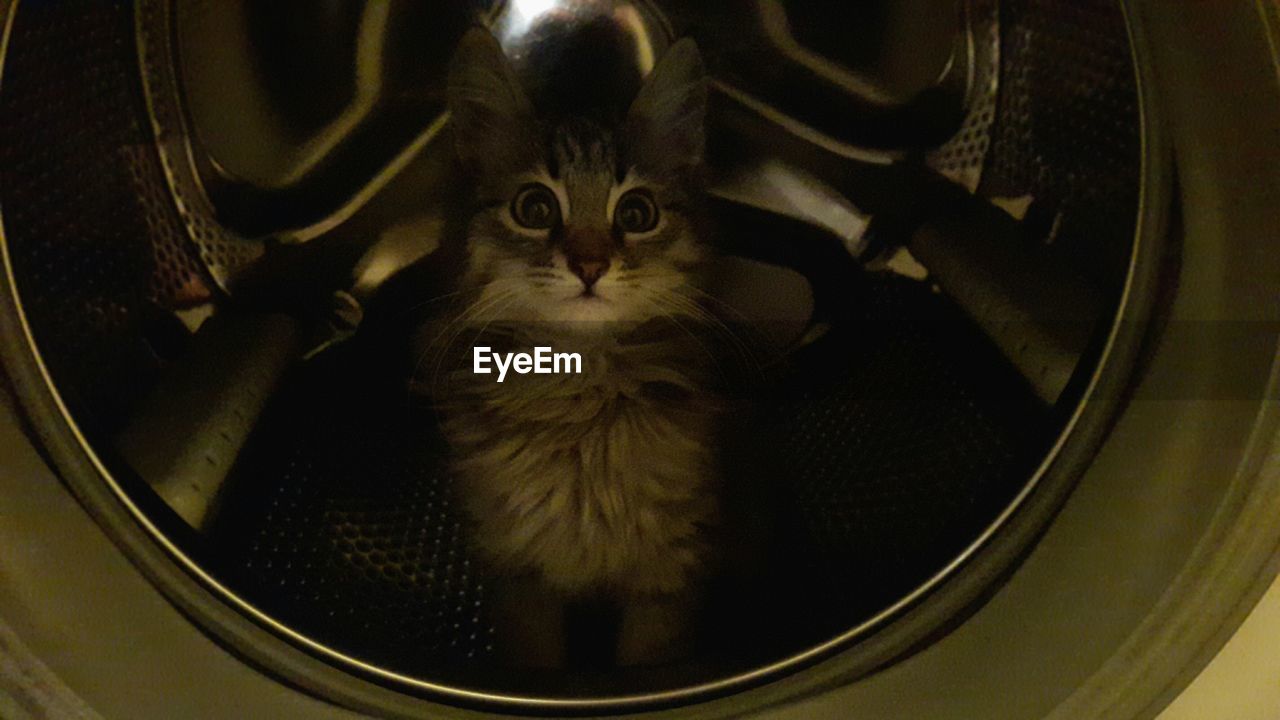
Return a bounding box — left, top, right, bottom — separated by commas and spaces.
2, 0, 1277, 718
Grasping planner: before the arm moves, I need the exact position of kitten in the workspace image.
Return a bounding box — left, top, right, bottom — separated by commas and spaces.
421, 27, 725, 667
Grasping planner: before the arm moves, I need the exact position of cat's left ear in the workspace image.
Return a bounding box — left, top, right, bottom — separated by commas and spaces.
624, 39, 707, 179
447, 27, 541, 180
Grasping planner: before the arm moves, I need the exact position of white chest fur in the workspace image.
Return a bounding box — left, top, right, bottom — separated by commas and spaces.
441, 333, 720, 597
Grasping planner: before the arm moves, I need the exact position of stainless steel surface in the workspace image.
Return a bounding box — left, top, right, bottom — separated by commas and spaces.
166, 0, 984, 245
169, 0, 1019, 364
910, 204, 1102, 404
115, 313, 301, 529
926, 0, 1000, 191
167, 0, 468, 244
492, 0, 674, 115
137, 0, 264, 290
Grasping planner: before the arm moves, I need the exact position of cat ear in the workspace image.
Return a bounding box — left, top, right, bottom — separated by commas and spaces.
447, 28, 540, 178
624, 39, 707, 179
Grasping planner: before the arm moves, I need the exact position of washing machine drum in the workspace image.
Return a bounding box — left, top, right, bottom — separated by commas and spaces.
1, 1, 1276, 718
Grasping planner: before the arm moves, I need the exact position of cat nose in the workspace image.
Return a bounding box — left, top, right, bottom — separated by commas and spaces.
570, 259, 610, 289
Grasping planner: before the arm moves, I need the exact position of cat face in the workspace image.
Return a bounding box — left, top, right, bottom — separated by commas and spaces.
447, 29, 708, 329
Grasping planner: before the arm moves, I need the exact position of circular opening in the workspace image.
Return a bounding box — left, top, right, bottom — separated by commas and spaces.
0, 0, 1164, 713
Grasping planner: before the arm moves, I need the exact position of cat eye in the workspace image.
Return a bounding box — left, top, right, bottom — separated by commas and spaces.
614, 189, 659, 234
511, 184, 560, 230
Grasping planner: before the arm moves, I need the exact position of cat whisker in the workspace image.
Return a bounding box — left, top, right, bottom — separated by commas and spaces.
631, 288, 735, 385
672, 284, 770, 361
672, 283, 756, 326
651, 287, 766, 382
432, 292, 523, 398
413, 288, 519, 393
398, 289, 466, 318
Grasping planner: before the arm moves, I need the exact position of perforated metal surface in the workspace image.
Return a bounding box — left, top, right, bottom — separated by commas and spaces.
122, 145, 212, 306
927, 0, 1001, 191
209, 359, 496, 670
136, 0, 264, 290
193, 271, 1049, 676
981, 0, 1140, 289
765, 276, 1049, 633
0, 0, 205, 426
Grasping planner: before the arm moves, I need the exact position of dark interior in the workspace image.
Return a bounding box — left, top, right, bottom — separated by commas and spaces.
0, 0, 1142, 704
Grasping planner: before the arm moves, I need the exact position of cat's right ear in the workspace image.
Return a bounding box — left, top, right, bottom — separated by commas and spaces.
447, 28, 539, 178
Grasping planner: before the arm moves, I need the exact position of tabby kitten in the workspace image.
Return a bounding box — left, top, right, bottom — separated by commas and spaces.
426, 28, 722, 667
